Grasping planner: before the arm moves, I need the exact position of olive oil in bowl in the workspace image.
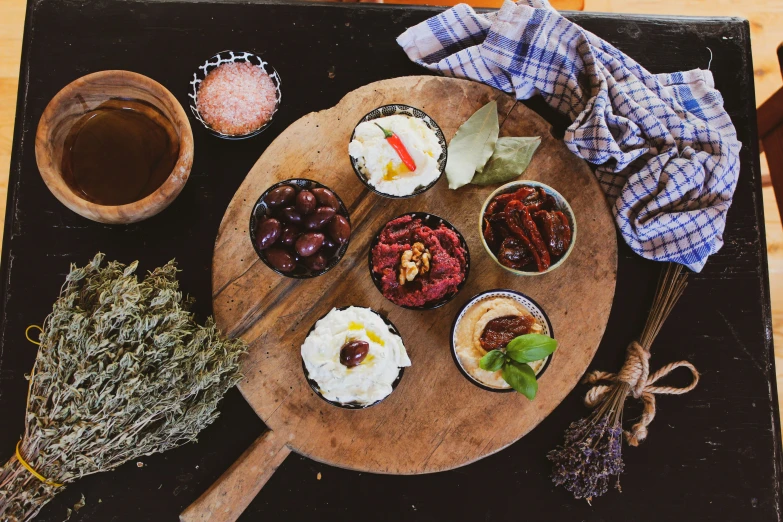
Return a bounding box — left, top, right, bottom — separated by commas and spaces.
61, 99, 180, 206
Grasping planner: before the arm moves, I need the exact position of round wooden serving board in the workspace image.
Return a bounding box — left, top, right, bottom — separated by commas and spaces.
211, 76, 616, 478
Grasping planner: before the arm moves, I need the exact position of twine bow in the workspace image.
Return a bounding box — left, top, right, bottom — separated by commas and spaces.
582, 341, 700, 446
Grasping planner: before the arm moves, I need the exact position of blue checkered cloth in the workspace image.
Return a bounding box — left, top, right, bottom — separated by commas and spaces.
397, 0, 742, 272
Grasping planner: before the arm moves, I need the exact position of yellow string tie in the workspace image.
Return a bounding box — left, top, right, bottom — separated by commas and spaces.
19, 325, 62, 487
15, 441, 63, 487
25, 325, 42, 346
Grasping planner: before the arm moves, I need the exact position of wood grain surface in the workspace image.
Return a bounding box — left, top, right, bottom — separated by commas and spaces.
179, 430, 291, 522
212, 76, 617, 474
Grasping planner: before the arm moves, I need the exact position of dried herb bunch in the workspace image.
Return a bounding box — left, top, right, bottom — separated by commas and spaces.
0, 254, 247, 521
548, 263, 691, 502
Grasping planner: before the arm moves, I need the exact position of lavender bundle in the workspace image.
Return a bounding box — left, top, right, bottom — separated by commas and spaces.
548, 263, 699, 502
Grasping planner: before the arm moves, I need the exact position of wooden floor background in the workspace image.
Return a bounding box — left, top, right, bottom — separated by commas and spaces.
2, 0, 783, 417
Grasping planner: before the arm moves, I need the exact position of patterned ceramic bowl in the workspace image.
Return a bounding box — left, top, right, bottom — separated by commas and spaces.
450, 289, 554, 393
249, 179, 350, 279
349, 104, 447, 199
188, 50, 282, 140
368, 212, 470, 310
479, 180, 576, 276
302, 306, 406, 409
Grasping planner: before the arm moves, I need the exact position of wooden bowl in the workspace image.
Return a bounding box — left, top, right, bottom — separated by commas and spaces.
35, 70, 194, 224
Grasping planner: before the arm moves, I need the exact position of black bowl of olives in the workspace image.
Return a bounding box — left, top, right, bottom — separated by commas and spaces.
250, 179, 351, 278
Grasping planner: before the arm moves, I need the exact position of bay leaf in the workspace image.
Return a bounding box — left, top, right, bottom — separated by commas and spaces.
471, 136, 541, 186
445, 100, 499, 190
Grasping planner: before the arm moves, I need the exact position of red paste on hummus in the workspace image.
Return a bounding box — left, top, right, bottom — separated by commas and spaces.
372, 215, 467, 307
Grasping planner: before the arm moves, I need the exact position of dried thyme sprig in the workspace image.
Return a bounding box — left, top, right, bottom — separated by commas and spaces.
0, 254, 247, 521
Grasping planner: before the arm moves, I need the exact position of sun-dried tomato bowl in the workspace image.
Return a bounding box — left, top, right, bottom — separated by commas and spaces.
479, 181, 576, 276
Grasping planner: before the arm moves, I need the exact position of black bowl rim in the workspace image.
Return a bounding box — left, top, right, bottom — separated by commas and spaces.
301, 306, 406, 410
349, 104, 447, 199
249, 178, 351, 279
449, 289, 554, 393
189, 49, 282, 140
368, 212, 470, 311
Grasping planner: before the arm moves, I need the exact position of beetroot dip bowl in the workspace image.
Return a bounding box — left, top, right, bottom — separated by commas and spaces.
369, 212, 470, 310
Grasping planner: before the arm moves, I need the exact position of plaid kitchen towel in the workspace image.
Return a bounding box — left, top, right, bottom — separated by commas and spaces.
397, 0, 742, 272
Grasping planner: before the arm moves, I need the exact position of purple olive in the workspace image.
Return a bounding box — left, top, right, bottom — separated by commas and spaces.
265, 248, 295, 272
295, 232, 325, 257
327, 215, 351, 246
302, 252, 328, 272
322, 235, 338, 250
295, 190, 316, 216
279, 225, 301, 247
280, 207, 303, 225
340, 340, 369, 367
255, 218, 282, 250
312, 188, 340, 211
264, 185, 295, 207
303, 207, 336, 230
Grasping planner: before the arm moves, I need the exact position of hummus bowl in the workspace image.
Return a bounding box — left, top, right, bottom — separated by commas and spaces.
301, 306, 409, 409
479, 180, 576, 276
369, 212, 470, 310
450, 289, 553, 392
349, 104, 447, 199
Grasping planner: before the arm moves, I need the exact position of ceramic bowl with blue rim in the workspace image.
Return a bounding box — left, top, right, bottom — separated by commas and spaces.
450, 289, 554, 393
301, 306, 406, 410
479, 180, 577, 276
349, 104, 447, 199
188, 50, 282, 140
368, 212, 470, 311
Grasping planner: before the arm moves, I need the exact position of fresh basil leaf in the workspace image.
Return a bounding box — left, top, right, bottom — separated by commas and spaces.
506, 334, 557, 363
471, 136, 541, 186
479, 349, 506, 372
502, 360, 538, 399
446, 101, 499, 190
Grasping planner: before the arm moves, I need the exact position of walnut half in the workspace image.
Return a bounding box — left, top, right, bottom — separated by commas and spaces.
398, 242, 432, 285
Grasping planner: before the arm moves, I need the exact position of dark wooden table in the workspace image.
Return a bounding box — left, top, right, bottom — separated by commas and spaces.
1, 0, 778, 520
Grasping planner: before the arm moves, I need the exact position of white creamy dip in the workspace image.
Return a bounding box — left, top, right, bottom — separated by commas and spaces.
348, 114, 442, 197
301, 307, 411, 405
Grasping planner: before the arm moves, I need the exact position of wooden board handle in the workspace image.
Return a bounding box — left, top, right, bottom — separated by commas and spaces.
180, 430, 291, 522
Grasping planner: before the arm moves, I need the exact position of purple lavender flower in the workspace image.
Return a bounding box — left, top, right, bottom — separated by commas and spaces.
548, 413, 624, 501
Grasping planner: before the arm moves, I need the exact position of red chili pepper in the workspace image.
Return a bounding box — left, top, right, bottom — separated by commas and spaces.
375, 123, 417, 172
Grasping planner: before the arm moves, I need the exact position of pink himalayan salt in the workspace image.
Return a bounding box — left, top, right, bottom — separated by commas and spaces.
196, 62, 277, 135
